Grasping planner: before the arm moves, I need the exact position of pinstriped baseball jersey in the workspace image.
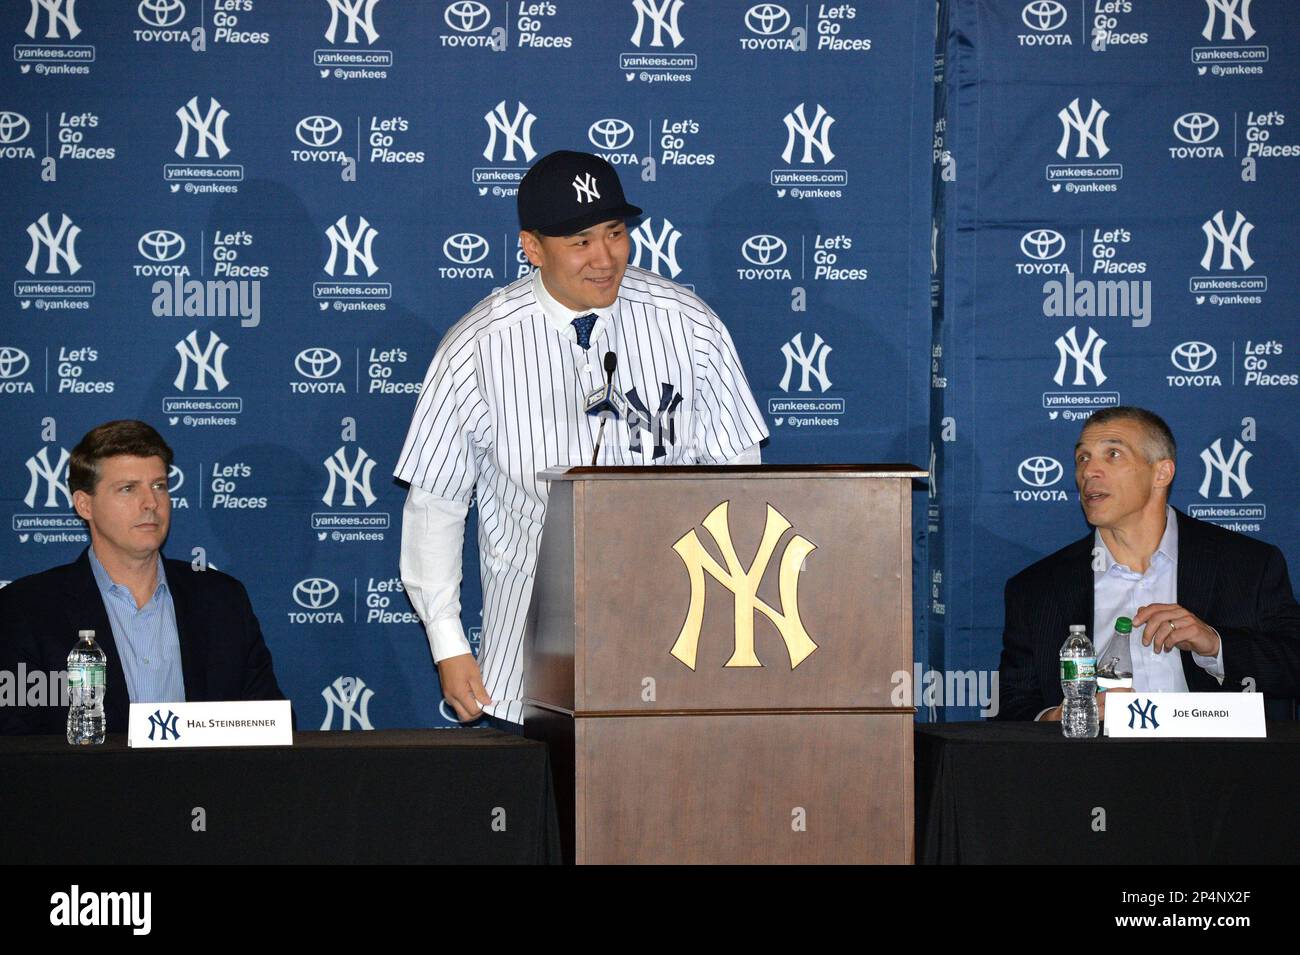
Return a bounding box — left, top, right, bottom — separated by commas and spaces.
395, 266, 769, 723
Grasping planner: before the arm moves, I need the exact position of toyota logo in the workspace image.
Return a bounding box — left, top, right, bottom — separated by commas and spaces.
1171, 341, 1217, 373
745, 3, 791, 35
1173, 112, 1219, 145
167, 465, 184, 494
1018, 456, 1064, 487
0, 347, 30, 380
1020, 229, 1065, 260
296, 115, 343, 148
0, 111, 31, 145
443, 233, 489, 264
741, 234, 788, 266
444, 0, 491, 32
295, 347, 342, 380
138, 230, 186, 262
294, 578, 340, 609
1021, 0, 1067, 31
138, 0, 185, 28
587, 118, 634, 151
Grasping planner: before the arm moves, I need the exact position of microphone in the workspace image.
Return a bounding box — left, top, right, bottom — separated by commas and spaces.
583, 350, 625, 417
589, 351, 619, 466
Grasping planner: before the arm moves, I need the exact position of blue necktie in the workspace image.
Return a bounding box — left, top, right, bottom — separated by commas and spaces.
571, 313, 597, 350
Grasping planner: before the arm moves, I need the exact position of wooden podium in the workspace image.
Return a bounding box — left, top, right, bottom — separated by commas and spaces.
523, 464, 923, 864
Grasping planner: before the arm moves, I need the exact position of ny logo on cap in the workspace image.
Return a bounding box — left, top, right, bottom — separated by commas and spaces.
572, 172, 601, 204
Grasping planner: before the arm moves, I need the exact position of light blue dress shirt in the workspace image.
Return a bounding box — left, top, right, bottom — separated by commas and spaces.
88, 547, 186, 704
1092, 506, 1224, 692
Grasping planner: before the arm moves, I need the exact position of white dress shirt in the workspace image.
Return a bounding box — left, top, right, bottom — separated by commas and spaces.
1036, 506, 1226, 720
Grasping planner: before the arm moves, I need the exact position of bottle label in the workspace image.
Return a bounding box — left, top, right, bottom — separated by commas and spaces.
67, 666, 105, 689
1060, 658, 1096, 681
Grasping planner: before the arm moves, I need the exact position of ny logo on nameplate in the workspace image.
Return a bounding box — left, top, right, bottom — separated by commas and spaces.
1104, 692, 1265, 739
127, 700, 293, 748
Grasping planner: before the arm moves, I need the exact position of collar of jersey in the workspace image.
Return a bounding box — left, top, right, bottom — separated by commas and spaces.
531, 270, 617, 345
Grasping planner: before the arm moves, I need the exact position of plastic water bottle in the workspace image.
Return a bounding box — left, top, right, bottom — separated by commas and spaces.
67, 629, 106, 746
1096, 616, 1134, 691
1059, 624, 1099, 738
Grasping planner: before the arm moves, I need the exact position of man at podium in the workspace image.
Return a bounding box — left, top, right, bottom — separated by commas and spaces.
394, 150, 769, 730
997, 406, 1300, 721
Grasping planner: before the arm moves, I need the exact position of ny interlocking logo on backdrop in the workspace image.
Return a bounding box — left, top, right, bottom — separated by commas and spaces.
16, 0, 94, 74
18, 214, 93, 311
26, 0, 80, 39
1057, 98, 1109, 158
1192, 0, 1266, 77
324, 216, 379, 276
25, 213, 80, 274
173, 330, 229, 392
318, 216, 389, 311
320, 676, 374, 730
324, 0, 379, 45
322, 446, 377, 508
1052, 326, 1107, 387
1203, 0, 1254, 41
781, 103, 835, 164
1199, 439, 1252, 499
316, 0, 391, 78
1201, 210, 1253, 270
24, 446, 71, 508
631, 0, 684, 48
1191, 425, 1266, 530
1193, 211, 1265, 307
773, 103, 844, 197
630, 219, 682, 278
482, 100, 536, 163
780, 332, 832, 393
174, 96, 229, 158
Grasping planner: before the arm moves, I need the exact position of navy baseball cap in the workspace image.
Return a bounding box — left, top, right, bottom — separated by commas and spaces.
517, 150, 642, 236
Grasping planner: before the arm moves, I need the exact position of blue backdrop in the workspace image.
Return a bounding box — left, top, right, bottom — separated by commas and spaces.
2, 1, 1292, 727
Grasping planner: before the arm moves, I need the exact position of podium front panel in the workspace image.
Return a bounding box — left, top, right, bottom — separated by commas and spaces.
575, 712, 913, 864
573, 475, 911, 713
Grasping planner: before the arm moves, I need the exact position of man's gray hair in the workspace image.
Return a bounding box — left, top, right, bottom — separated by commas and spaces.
1083, 406, 1176, 464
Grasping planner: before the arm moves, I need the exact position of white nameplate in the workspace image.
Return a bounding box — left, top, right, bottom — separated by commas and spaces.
1104, 692, 1265, 739
127, 700, 293, 748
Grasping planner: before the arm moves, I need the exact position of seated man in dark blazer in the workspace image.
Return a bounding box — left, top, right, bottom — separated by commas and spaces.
0, 419, 288, 735
997, 406, 1300, 721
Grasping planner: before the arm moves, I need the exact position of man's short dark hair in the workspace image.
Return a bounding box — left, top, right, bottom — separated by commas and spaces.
69, 420, 174, 495
1083, 406, 1176, 464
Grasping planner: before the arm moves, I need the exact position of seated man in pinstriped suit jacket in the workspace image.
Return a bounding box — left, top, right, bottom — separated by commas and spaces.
996, 406, 1300, 721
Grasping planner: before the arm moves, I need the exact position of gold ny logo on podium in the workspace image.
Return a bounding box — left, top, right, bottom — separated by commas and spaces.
669, 501, 818, 670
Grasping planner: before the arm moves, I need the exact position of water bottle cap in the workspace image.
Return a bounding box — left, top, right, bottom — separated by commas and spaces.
78, 629, 95, 638
1068, 624, 1087, 633
1115, 617, 1133, 633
